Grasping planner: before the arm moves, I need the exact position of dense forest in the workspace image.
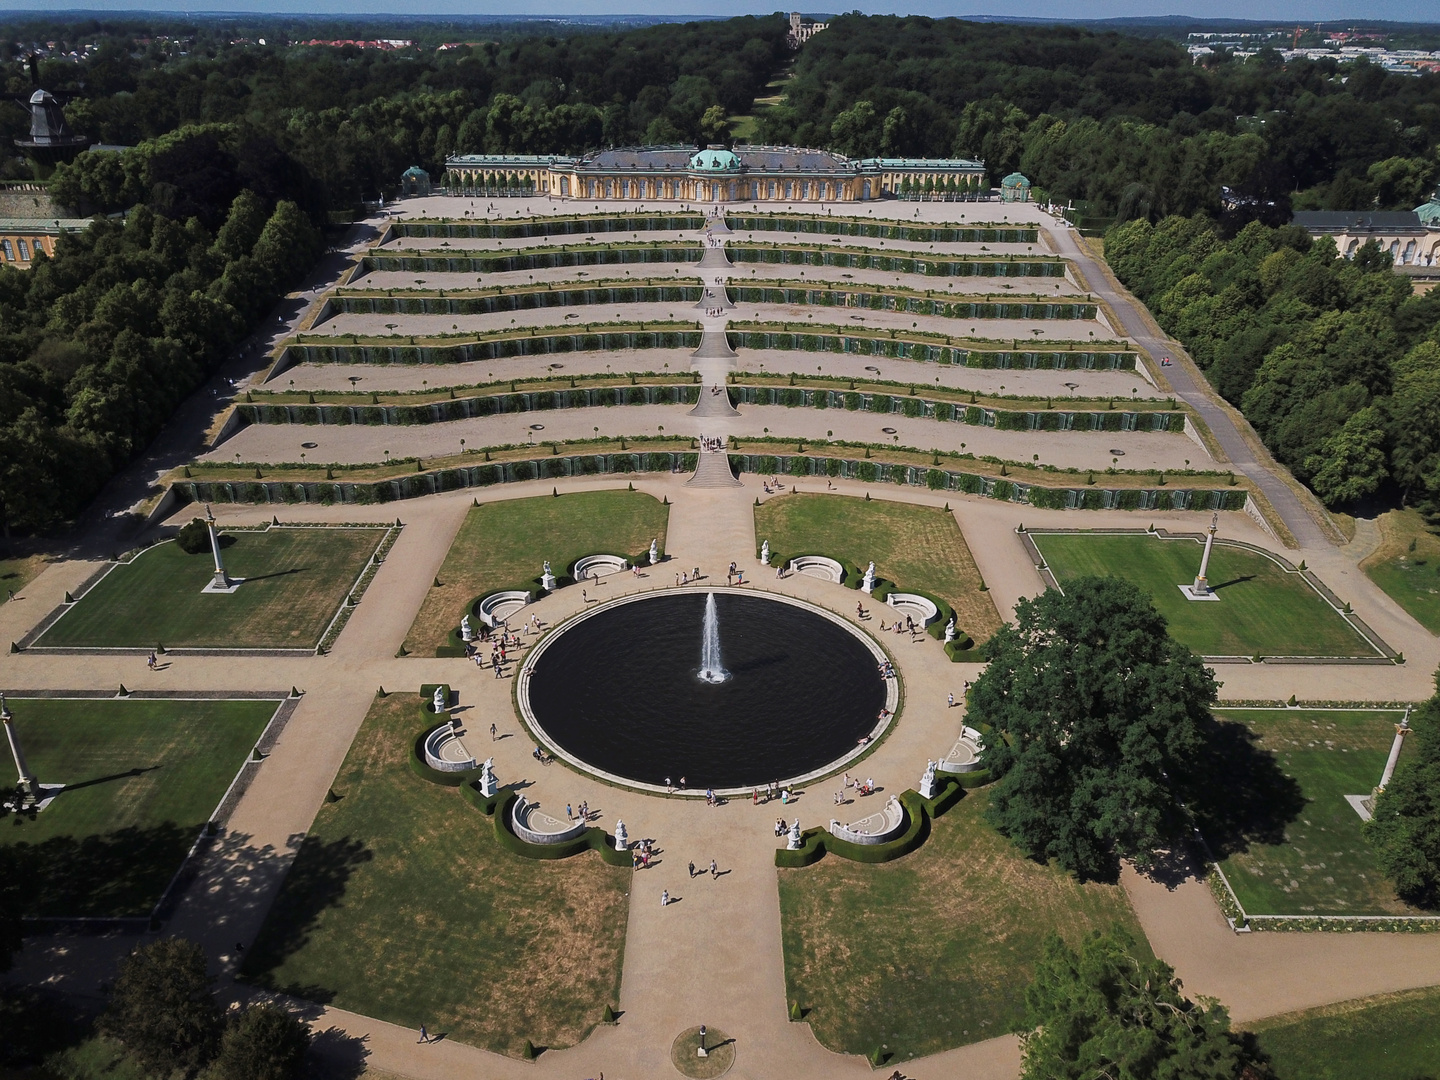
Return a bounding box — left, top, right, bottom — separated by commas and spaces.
1107, 216, 1440, 511
11, 16, 787, 207
757, 16, 1440, 224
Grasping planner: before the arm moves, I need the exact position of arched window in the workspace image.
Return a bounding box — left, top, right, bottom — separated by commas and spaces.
0, 240, 11, 261
17, 239, 29, 260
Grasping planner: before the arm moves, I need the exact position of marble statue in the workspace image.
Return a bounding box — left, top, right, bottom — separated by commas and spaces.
861, 561, 876, 594
614, 820, 628, 851
479, 756, 496, 797
461, 614, 474, 642
432, 686, 447, 713
788, 819, 802, 850
760, 540, 771, 566
920, 759, 937, 799
944, 617, 956, 644
649, 538, 659, 565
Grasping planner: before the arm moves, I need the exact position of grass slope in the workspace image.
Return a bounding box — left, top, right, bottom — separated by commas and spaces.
1215, 709, 1416, 917
39, 527, 384, 649
403, 488, 669, 655
779, 790, 1150, 1062
243, 693, 631, 1057
0, 554, 53, 596
754, 493, 1001, 644
0, 698, 277, 917
1250, 985, 1440, 1080
1362, 508, 1440, 635
1033, 532, 1371, 657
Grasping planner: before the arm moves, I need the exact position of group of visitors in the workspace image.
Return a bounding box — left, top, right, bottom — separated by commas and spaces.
633, 837, 656, 869
726, 562, 745, 585
877, 659, 896, 679
753, 780, 792, 805
565, 800, 591, 823
674, 567, 702, 586
699, 435, 726, 453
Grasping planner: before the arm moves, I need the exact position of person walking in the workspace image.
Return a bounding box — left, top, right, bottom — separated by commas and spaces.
661, 889, 670, 906
688, 861, 696, 878
490, 722, 498, 741
710, 858, 718, 879
948, 693, 955, 709
418, 1024, 431, 1044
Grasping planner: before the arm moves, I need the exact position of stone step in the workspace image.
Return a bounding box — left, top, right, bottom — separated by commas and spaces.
687, 451, 743, 488
689, 385, 740, 417
691, 330, 738, 359
698, 245, 733, 270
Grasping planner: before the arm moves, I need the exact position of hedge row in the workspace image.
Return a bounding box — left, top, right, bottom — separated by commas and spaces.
726, 246, 1064, 277
239, 384, 698, 426
726, 216, 1037, 244
388, 214, 704, 240
365, 246, 701, 273
328, 284, 699, 316
728, 285, 1093, 320
175, 454, 1247, 513
279, 329, 701, 365
731, 385, 1182, 432
775, 777, 970, 867
725, 330, 1134, 369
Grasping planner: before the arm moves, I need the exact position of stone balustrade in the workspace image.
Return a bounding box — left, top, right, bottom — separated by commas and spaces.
787, 555, 844, 582
573, 554, 629, 581
829, 794, 907, 844
423, 723, 477, 773
478, 590, 530, 628
885, 591, 939, 626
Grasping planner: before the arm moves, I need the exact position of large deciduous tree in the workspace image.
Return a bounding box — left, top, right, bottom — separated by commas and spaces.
99, 938, 221, 1077
1366, 686, 1440, 908
971, 577, 1217, 880
210, 1003, 312, 1080
1021, 929, 1262, 1080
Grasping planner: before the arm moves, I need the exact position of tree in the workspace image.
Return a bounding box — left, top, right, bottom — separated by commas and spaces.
829, 100, 878, 158
209, 1004, 311, 1080
1303, 407, 1388, 506
971, 577, 1218, 880
99, 938, 221, 1077
1366, 687, 1440, 908
1021, 929, 1259, 1080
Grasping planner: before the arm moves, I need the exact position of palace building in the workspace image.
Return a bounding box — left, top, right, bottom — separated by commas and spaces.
439, 145, 990, 203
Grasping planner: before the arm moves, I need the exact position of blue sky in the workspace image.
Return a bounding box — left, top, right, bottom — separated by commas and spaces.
3, 1, 1440, 19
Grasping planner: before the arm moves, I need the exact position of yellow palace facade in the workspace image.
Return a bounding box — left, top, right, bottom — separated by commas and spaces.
439, 145, 990, 203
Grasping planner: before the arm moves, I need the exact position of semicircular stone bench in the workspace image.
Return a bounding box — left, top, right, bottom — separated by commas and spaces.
788, 555, 844, 583
424, 723, 477, 773
573, 554, 629, 581
937, 727, 985, 774
885, 591, 939, 626
478, 590, 530, 628
512, 795, 588, 845
829, 794, 907, 845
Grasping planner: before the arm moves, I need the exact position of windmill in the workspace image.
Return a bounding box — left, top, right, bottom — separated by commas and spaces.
13, 54, 88, 167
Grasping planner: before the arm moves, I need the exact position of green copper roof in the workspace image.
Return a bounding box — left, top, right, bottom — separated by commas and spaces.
1416, 199, 1440, 225
1001, 172, 1031, 187
690, 146, 740, 171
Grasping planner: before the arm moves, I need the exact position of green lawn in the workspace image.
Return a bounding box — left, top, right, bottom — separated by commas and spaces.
0, 698, 278, 917
779, 789, 1151, 1062
1362, 508, 1440, 635
404, 488, 669, 654
1250, 985, 1440, 1080
754, 493, 1001, 644
243, 693, 631, 1057
1032, 532, 1372, 657
1215, 709, 1415, 917
38, 526, 385, 649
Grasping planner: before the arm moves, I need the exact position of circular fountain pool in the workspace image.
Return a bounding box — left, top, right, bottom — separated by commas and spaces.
520, 591, 891, 792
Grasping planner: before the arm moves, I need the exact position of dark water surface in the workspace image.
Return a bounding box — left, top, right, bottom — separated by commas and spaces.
526, 592, 887, 788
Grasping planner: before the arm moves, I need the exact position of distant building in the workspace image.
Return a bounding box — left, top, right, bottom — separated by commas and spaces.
1291, 209, 1439, 267
400, 165, 432, 197
1000, 172, 1032, 203
441, 145, 987, 203
789, 12, 828, 46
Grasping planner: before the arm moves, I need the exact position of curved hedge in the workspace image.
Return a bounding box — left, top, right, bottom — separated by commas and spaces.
774, 776, 971, 868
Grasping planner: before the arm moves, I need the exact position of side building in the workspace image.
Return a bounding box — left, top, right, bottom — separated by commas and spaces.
439, 145, 989, 203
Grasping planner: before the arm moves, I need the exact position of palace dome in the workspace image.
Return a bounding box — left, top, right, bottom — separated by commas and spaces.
691, 145, 740, 171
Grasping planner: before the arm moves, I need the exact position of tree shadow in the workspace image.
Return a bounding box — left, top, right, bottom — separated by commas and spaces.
304, 1025, 371, 1080
1190, 718, 1306, 860
0, 820, 207, 918
239, 835, 373, 998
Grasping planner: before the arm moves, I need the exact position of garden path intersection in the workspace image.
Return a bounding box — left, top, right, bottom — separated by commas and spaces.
4, 197, 1440, 1079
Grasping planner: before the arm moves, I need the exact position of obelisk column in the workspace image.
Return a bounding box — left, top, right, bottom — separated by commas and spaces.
2, 693, 39, 806
205, 504, 230, 590
1192, 513, 1218, 596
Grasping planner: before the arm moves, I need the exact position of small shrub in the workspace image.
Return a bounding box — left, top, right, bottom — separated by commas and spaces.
176, 518, 210, 554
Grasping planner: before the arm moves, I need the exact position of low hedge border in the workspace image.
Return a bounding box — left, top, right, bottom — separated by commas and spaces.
774, 774, 974, 868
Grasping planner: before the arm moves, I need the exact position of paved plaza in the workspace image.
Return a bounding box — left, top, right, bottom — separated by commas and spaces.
4, 193, 1440, 1080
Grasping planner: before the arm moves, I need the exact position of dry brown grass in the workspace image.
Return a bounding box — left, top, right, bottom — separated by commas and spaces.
245, 693, 631, 1056
403, 489, 670, 655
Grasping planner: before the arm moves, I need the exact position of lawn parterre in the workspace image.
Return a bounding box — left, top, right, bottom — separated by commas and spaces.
778, 789, 1151, 1061
0, 697, 279, 917
37, 526, 387, 650
403, 488, 669, 655
754, 492, 1001, 644
1249, 985, 1440, 1080
1031, 532, 1375, 658
243, 693, 631, 1057
1362, 508, 1440, 635
1213, 709, 1418, 917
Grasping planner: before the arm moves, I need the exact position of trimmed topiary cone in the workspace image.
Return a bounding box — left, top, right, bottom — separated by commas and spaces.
869, 1046, 886, 1067
789, 1000, 802, 1021
522, 1040, 538, 1061
601, 1004, 617, 1024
